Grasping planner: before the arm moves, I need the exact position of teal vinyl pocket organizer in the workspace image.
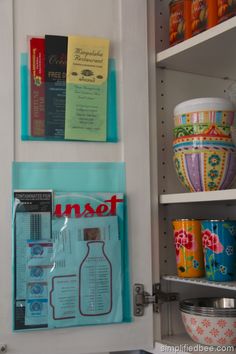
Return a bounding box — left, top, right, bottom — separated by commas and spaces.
12, 162, 131, 331
21, 53, 118, 143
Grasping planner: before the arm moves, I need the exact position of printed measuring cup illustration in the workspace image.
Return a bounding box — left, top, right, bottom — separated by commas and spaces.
79, 241, 112, 316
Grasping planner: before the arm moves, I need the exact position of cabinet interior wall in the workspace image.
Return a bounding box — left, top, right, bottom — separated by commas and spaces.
158, 210, 236, 341
153, 1, 236, 343
159, 202, 236, 338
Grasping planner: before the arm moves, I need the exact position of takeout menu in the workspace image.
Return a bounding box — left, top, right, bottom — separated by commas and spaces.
30, 35, 110, 141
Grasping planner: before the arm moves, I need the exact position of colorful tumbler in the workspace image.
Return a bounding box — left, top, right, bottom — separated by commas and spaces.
201, 220, 236, 282
172, 219, 205, 278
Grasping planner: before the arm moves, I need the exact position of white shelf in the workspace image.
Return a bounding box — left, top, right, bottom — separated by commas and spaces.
156, 17, 236, 80
160, 189, 236, 204
162, 275, 236, 290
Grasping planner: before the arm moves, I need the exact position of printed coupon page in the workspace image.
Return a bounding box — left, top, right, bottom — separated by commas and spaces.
25, 240, 53, 326
65, 36, 110, 141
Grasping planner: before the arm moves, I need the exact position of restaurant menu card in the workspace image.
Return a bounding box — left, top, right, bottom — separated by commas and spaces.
65, 36, 110, 141
30, 38, 45, 137
45, 35, 68, 138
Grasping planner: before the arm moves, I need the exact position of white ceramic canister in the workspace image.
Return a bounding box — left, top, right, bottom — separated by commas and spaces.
174, 97, 235, 127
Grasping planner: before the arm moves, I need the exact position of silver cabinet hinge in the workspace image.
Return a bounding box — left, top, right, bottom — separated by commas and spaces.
133, 283, 178, 316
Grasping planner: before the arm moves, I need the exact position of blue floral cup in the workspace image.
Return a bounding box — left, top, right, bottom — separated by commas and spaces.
201, 220, 236, 282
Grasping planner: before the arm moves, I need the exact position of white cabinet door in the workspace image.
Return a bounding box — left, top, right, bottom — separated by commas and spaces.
0, 0, 156, 353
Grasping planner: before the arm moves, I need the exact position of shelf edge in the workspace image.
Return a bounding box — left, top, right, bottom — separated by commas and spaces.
162, 275, 236, 290
156, 17, 236, 64
159, 189, 236, 204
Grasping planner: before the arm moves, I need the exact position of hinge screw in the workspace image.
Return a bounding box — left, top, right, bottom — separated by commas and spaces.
0, 345, 7, 353
136, 286, 141, 293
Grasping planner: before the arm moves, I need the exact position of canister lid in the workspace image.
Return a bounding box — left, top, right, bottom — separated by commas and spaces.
172, 219, 201, 221
169, 0, 182, 6
201, 219, 236, 222
174, 97, 234, 116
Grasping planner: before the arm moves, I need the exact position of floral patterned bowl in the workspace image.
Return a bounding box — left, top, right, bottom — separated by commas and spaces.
174, 124, 231, 138
173, 146, 236, 154
231, 126, 236, 147
180, 298, 236, 346
174, 150, 236, 192
173, 135, 235, 152
174, 110, 235, 128
173, 98, 235, 127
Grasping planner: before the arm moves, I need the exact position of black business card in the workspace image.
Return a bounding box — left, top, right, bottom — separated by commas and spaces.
45, 35, 68, 138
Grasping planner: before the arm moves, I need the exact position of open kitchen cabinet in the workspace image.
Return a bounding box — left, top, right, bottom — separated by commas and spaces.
1, 0, 236, 353
149, 0, 236, 353
1, 1, 154, 353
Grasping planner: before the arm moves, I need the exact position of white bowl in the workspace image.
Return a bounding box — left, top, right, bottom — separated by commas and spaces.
181, 311, 236, 346
173, 97, 235, 127
174, 97, 234, 116
180, 298, 236, 346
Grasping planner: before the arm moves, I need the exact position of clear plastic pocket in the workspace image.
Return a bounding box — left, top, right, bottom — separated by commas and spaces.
12, 162, 131, 331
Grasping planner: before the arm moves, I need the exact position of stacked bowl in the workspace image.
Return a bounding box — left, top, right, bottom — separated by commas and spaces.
173, 97, 236, 192
180, 298, 236, 346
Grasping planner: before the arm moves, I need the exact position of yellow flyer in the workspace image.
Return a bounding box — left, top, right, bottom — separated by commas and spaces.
65, 35, 110, 141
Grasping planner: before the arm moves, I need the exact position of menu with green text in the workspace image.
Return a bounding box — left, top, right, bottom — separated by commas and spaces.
65, 36, 109, 141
